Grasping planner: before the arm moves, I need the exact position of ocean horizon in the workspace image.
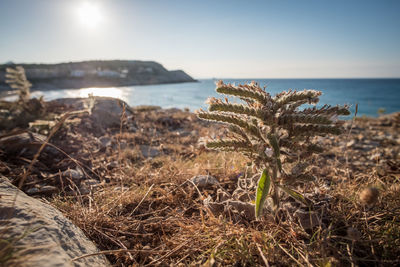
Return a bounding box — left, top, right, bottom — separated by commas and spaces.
5, 78, 400, 118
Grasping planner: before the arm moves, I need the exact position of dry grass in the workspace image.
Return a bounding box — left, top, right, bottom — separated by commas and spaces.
52, 156, 400, 266
1, 100, 399, 266
53, 151, 257, 266
52, 145, 400, 266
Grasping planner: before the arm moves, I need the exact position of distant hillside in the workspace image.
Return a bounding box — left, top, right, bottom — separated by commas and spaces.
0, 60, 196, 91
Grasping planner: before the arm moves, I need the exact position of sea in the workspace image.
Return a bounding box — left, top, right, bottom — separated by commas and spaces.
6, 79, 400, 117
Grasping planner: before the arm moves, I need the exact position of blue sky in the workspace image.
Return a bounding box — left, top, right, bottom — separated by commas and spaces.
0, 0, 399, 78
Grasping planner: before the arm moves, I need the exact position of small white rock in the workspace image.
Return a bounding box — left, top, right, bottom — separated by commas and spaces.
264, 147, 273, 157
189, 175, 219, 188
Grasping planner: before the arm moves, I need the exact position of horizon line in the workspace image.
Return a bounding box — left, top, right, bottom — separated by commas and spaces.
198, 77, 400, 80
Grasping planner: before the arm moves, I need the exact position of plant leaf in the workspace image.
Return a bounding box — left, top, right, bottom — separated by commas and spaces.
255, 169, 271, 219
278, 185, 312, 207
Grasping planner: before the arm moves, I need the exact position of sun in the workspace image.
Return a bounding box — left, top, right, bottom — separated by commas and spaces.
77, 2, 102, 28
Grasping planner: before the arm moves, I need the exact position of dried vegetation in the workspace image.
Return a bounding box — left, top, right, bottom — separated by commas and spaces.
0, 78, 400, 266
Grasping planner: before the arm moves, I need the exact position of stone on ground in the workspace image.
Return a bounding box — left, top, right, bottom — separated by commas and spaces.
0, 176, 110, 267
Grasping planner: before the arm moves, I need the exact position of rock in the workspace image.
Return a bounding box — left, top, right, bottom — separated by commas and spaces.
62, 168, 84, 181
0, 132, 59, 157
203, 196, 256, 220
78, 179, 101, 195
140, 145, 160, 158
77, 186, 90, 195
26, 187, 40, 195
189, 175, 219, 188
225, 200, 256, 220
98, 136, 111, 148
112, 140, 127, 150
40, 185, 58, 194
26, 185, 58, 196
0, 175, 110, 267
51, 97, 132, 129
90, 97, 131, 129
81, 179, 101, 187
128, 126, 137, 132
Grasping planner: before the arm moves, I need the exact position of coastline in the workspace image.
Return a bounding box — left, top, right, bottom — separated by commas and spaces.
0, 60, 197, 93
2, 77, 399, 118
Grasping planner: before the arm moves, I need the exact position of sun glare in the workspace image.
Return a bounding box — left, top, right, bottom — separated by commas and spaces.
74, 87, 127, 101
77, 2, 102, 28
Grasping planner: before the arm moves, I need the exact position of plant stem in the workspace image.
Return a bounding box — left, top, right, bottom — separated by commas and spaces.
271, 163, 280, 209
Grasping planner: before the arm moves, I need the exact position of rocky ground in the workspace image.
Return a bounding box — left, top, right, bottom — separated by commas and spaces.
0, 97, 399, 266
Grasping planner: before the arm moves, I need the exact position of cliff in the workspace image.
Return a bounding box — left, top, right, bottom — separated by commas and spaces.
0, 60, 196, 91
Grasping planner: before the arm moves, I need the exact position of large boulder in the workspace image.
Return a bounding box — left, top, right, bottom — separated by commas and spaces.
0, 176, 110, 267
0, 132, 59, 157
50, 96, 132, 129
90, 97, 131, 129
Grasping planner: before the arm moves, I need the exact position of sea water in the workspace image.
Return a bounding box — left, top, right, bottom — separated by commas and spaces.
12, 78, 400, 117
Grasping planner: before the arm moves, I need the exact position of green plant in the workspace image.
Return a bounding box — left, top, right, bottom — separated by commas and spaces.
5, 66, 32, 103
197, 81, 350, 219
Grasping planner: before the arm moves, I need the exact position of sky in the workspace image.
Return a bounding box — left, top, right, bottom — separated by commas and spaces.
0, 0, 399, 78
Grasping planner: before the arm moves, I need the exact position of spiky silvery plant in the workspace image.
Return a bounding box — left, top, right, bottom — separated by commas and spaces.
197, 81, 350, 219
5, 66, 32, 103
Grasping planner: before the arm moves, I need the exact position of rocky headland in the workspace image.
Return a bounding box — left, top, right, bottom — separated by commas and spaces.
0, 60, 196, 93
